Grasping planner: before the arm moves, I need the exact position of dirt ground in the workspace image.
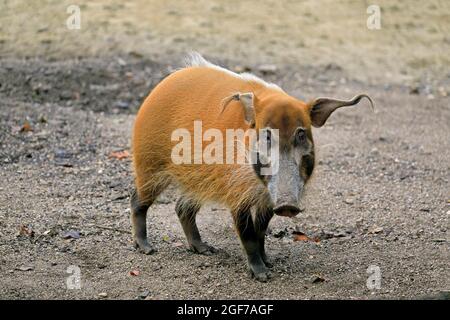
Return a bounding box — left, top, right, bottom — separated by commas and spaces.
0, 1, 449, 300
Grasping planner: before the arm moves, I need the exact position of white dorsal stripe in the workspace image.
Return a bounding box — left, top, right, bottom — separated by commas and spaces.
183, 52, 284, 92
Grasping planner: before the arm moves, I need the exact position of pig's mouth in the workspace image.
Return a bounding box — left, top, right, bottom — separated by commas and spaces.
273, 205, 301, 217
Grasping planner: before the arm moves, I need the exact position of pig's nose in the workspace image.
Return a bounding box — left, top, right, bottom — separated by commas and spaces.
273, 204, 301, 217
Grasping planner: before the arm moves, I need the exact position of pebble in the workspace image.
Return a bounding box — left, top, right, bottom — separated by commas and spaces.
98, 292, 108, 298
233, 65, 251, 73
344, 198, 354, 205
62, 230, 81, 239
114, 101, 130, 109
368, 226, 383, 234
437, 87, 447, 97
409, 86, 420, 95
54, 149, 72, 159
310, 275, 325, 284
258, 64, 277, 75
139, 290, 150, 299
59, 91, 73, 100
16, 266, 34, 272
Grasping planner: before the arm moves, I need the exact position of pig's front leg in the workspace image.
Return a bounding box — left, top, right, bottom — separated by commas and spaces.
233, 209, 273, 282
255, 208, 274, 268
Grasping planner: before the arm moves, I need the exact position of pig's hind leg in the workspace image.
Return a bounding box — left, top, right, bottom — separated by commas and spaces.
175, 195, 217, 255
130, 188, 158, 255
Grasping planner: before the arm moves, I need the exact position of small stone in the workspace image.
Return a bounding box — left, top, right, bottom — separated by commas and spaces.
98, 292, 108, 298
233, 65, 251, 73
139, 290, 150, 299
16, 266, 34, 272
310, 275, 325, 284
111, 193, 127, 201
409, 86, 420, 95
437, 87, 447, 97
369, 148, 380, 156
54, 149, 72, 159
258, 64, 277, 75
114, 101, 130, 109
62, 230, 80, 239
273, 228, 288, 238
59, 91, 73, 100
368, 226, 383, 234
43, 228, 58, 237
344, 198, 354, 205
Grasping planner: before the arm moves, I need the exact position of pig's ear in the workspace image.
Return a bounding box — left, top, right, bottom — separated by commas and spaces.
221, 92, 255, 124
308, 94, 374, 127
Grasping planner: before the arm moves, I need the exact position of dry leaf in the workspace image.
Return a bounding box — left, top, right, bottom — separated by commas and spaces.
172, 242, 184, 248
293, 231, 320, 243
109, 150, 130, 160
18, 225, 34, 237
129, 270, 140, 276
20, 121, 33, 132
293, 232, 309, 242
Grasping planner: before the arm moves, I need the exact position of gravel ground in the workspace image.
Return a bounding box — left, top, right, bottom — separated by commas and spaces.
0, 57, 448, 299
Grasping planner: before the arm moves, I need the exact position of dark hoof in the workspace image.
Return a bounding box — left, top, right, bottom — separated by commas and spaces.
134, 240, 156, 255
189, 242, 217, 255
249, 264, 273, 282
252, 270, 273, 282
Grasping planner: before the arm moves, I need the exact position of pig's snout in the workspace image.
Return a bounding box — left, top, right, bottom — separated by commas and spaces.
273, 204, 301, 217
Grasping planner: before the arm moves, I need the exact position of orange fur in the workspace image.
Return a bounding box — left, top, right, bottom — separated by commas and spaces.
132, 64, 312, 211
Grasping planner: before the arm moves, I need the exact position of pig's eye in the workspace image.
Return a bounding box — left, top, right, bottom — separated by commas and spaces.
266, 130, 272, 144
294, 127, 306, 145
262, 129, 272, 147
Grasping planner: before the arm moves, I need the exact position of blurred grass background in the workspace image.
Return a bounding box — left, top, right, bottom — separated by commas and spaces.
0, 0, 449, 83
